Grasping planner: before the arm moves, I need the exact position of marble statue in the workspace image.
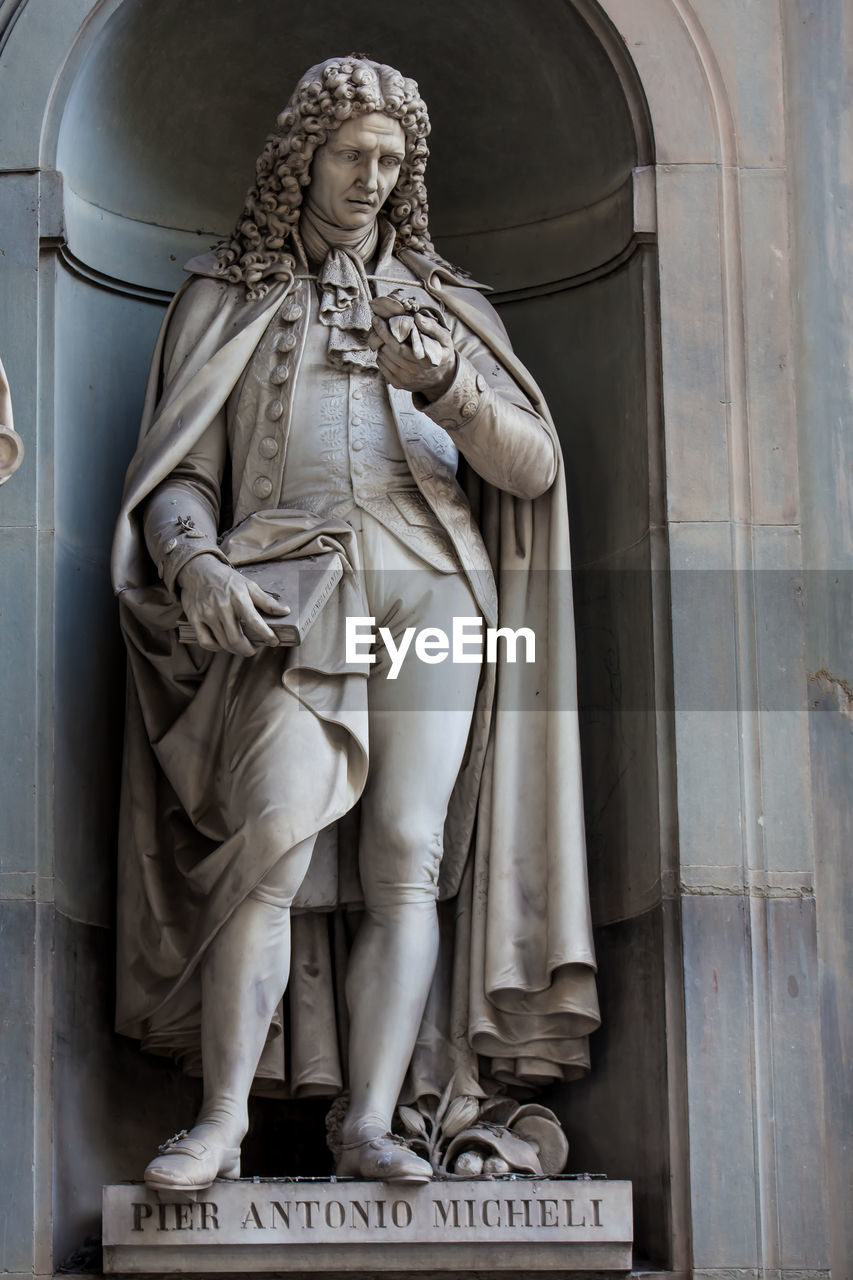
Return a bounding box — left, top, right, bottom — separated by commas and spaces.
111, 54, 599, 1193
0, 356, 24, 485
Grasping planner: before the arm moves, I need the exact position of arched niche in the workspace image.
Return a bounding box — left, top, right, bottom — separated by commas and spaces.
43, 0, 678, 1266
54, 0, 643, 293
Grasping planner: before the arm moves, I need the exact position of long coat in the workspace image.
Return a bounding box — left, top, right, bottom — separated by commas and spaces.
111, 246, 600, 1099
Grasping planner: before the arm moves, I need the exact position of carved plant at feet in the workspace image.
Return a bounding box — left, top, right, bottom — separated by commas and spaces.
393, 1074, 481, 1173
388, 1073, 571, 1178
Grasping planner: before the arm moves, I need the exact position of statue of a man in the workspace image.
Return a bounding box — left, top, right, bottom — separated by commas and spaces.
112, 54, 599, 1194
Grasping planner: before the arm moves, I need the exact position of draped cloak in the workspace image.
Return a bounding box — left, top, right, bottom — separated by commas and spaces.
110, 246, 600, 1102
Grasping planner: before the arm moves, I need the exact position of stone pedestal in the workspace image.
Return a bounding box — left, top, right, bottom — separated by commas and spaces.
102, 1177, 632, 1273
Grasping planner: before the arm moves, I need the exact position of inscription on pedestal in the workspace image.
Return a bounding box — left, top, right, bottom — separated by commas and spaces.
103, 1177, 632, 1273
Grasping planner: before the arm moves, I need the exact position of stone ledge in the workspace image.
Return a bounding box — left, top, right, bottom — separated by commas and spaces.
103, 1177, 633, 1273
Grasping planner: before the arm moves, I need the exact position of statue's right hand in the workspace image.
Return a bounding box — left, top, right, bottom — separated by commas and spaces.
176, 554, 291, 656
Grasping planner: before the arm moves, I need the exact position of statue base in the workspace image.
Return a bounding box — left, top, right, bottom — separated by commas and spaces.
102, 1176, 632, 1273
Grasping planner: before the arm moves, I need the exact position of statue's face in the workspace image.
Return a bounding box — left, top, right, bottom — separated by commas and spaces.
308, 112, 407, 230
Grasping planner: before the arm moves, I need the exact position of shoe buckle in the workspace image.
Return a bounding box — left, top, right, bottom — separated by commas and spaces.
158, 1129, 190, 1155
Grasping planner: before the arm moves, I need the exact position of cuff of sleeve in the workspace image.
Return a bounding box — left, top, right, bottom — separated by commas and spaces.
419, 355, 489, 431
159, 537, 227, 594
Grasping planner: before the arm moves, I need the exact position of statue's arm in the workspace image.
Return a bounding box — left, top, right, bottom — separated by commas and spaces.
138, 277, 237, 592
142, 406, 289, 654
418, 312, 557, 500
142, 414, 229, 593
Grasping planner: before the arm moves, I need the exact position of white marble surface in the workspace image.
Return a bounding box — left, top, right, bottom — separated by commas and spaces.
103, 1177, 632, 1272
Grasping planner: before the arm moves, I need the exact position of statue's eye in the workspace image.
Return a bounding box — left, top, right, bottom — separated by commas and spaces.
381, 155, 402, 168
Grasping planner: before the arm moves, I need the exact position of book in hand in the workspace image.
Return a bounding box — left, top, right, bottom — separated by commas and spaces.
177, 552, 343, 646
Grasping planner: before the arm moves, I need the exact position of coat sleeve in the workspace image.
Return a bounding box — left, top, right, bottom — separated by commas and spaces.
142, 417, 229, 592
416, 302, 557, 500
140, 280, 232, 593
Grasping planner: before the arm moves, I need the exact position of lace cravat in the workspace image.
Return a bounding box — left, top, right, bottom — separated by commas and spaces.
300, 204, 380, 371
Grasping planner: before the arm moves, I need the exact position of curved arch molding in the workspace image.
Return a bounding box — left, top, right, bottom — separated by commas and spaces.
37, 0, 645, 298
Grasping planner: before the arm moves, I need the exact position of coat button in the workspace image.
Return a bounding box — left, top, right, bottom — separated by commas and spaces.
476, 374, 487, 392
253, 476, 273, 499
270, 364, 290, 386
351, 439, 365, 451
258, 437, 279, 459
267, 400, 284, 420
461, 400, 478, 419
275, 332, 296, 352
280, 303, 303, 323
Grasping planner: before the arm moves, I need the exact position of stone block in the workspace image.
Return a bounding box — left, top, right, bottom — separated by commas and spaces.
102, 1177, 633, 1273
668, 522, 742, 876
605, 0, 719, 164
682, 894, 759, 1267
0, 526, 38, 874
0, 900, 37, 1274
752, 526, 813, 877
764, 896, 829, 1268
694, 0, 787, 167
655, 164, 729, 522
808, 667, 853, 1279
739, 170, 799, 525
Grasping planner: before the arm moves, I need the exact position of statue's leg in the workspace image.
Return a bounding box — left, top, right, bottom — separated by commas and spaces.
144, 641, 358, 1189
198, 837, 317, 1134
339, 564, 481, 1178
144, 836, 315, 1190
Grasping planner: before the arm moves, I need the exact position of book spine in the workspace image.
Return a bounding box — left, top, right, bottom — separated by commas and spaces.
303, 564, 344, 635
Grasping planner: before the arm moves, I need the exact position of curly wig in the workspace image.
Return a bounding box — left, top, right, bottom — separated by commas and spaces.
215, 55, 439, 298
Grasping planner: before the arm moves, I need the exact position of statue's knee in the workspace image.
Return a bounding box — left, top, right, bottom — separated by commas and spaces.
361, 815, 443, 908
246, 808, 291, 862
244, 815, 312, 907
247, 880, 293, 910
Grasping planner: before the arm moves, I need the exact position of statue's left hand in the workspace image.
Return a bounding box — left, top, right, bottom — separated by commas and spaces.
370, 308, 456, 401
176, 553, 290, 656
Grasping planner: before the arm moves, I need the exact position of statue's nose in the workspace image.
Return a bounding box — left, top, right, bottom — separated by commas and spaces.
356, 159, 379, 193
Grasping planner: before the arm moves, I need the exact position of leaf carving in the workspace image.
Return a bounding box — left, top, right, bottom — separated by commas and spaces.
434, 1071, 458, 1132
397, 1106, 428, 1140
441, 1096, 480, 1141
